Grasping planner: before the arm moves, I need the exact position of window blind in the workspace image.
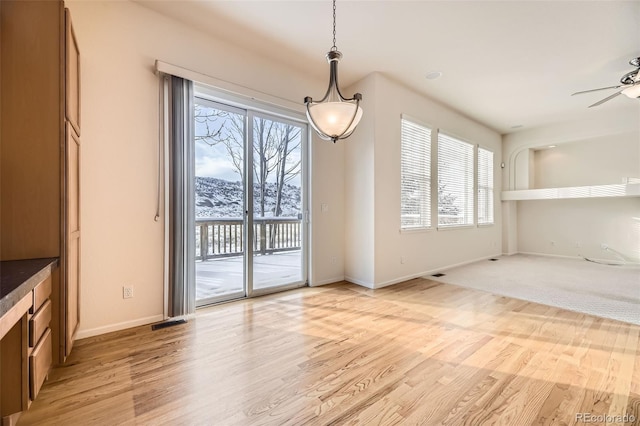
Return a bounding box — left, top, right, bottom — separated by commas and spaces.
167, 75, 196, 317
478, 147, 494, 225
400, 118, 431, 229
438, 133, 474, 227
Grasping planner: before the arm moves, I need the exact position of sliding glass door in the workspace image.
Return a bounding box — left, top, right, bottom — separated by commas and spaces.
194, 100, 246, 304
251, 114, 305, 292
193, 96, 307, 306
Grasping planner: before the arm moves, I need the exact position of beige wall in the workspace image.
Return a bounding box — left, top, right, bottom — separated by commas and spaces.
346, 74, 503, 288
67, 0, 345, 338
344, 74, 376, 286
502, 108, 639, 191
502, 106, 640, 260
518, 198, 640, 261
534, 133, 639, 188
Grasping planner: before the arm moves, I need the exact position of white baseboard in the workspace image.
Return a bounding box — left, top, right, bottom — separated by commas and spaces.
346, 253, 503, 290
517, 251, 581, 260
374, 271, 438, 289
344, 275, 374, 289
431, 253, 503, 274
76, 314, 164, 340
310, 276, 345, 286
517, 251, 629, 265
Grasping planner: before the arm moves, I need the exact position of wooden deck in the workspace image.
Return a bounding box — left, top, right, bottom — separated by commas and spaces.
19, 278, 640, 425
196, 251, 302, 301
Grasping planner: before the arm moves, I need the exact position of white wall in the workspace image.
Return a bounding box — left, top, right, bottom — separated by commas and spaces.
67, 0, 345, 338
502, 106, 640, 260
346, 74, 503, 288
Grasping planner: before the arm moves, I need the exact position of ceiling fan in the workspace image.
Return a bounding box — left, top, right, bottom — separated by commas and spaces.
572, 57, 640, 108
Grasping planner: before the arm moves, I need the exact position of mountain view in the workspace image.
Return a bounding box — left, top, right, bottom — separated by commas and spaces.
195, 176, 301, 218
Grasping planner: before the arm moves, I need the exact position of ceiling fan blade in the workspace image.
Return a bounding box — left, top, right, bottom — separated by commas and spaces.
572, 85, 624, 96
588, 90, 623, 108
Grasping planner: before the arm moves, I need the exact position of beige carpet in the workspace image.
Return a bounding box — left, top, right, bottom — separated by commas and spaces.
429, 254, 640, 325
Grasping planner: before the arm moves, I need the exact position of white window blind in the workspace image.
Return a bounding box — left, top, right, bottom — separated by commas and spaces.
401, 118, 431, 229
478, 147, 494, 225
438, 133, 474, 227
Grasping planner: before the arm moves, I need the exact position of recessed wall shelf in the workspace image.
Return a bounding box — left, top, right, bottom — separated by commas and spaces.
501, 183, 640, 201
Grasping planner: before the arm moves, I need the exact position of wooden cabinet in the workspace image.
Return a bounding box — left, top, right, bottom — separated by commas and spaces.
29, 300, 52, 348
0, 0, 81, 365
29, 329, 52, 401
0, 260, 56, 425
62, 5, 82, 362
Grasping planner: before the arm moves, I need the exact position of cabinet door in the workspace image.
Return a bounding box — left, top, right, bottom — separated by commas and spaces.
65, 9, 80, 136
65, 123, 80, 356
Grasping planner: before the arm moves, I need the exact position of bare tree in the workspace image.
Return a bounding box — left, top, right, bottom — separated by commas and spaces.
195, 104, 301, 218
195, 105, 244, 179
273, 123, 301, 216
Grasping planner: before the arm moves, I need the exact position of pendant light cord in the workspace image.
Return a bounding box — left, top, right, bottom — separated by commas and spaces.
331, 0, 337, 51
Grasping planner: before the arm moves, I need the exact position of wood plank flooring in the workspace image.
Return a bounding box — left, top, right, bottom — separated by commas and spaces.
19, 279, 640, 425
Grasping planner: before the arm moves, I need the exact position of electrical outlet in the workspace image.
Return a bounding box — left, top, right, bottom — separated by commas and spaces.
574, 241, 582, 248
123, 286, 133, 299
330, 256, 337, 265
400, 257, 405, 264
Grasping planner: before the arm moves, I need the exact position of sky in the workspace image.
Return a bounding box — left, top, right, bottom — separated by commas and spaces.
194, 105, 303, 187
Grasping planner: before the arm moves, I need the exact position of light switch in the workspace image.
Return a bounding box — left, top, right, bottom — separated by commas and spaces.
321, 203, 329, 213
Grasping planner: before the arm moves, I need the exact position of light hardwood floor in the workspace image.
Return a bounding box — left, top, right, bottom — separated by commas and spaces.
19, 279, 640, 425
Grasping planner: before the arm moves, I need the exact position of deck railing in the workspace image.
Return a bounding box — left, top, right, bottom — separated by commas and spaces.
195, 217, 302, 260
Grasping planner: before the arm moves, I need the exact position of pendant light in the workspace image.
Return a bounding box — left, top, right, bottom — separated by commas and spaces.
304, 0, 363, 143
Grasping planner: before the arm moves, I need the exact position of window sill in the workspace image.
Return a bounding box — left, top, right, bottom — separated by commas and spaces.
477, 223, 494, 228
400, 227, 433, 234
437, 224, 475, 231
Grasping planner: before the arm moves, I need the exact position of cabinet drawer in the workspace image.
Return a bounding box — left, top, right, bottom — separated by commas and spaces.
29, 299, 52, 347
30, 276, 52, 314
29, 327, 52, 400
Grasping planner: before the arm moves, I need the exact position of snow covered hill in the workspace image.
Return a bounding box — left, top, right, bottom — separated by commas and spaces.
195, 176, 301, 218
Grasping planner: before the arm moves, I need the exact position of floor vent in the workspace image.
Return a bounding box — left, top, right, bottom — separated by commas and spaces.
489, 258, 499, 261
432, 273, 446, 277
151, 319, 187, 331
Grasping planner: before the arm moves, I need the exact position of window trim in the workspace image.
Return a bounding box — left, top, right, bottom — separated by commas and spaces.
436, 130, 476, 230
400, 115, 433, 231
477, 144, 495, 227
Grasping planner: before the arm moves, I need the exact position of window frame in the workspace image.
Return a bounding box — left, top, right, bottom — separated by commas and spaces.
477, 145, 495, 226
436, 130, 476, 230
400, 115, 433, 232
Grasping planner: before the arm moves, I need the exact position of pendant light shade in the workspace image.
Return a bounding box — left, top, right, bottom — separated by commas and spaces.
307, 100, 363, 139
305, 1, 363, 143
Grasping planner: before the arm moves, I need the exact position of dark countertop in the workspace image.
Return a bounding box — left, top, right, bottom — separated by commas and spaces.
0, 258, 58, 319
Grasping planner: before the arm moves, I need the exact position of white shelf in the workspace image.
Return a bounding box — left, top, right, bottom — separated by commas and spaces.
501, 183, 640, 201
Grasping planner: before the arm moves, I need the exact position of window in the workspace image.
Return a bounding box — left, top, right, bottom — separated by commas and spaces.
438, 132, 474, 227
400, 118, 431, 229
477, 147, 494, 225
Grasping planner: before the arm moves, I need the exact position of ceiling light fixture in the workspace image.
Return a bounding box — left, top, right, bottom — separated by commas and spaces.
304, 0, 362, 143
621, 84, 640, 99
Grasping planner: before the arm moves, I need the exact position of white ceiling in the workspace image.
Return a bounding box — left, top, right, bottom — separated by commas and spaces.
137, 0, 640, 134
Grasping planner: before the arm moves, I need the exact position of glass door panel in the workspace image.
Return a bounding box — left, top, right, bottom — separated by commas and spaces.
194, 99, 247, 305
251, 114, 306, 292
